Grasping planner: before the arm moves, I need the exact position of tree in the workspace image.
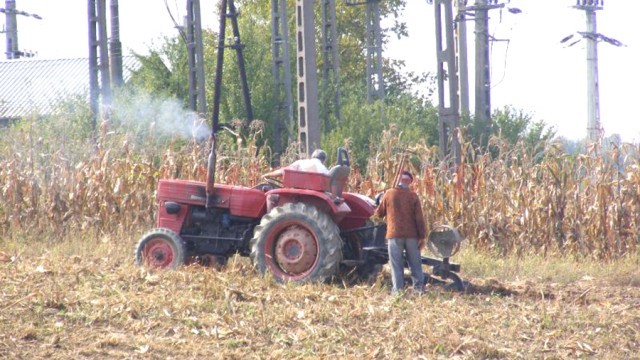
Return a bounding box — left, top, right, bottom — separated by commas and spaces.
462, 105, 556, 153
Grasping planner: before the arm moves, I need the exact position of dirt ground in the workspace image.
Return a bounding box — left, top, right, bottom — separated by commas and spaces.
1, 251, 639, 359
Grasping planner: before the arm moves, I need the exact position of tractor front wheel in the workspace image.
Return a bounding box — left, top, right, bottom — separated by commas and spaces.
250, 203, 342, 283
135, 228, 186, 269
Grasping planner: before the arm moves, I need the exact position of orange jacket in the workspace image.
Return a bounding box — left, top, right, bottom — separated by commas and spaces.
375, 187, 426, 240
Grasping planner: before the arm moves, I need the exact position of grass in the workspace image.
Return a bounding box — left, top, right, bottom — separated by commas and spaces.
1, 233, 638, 359
459, 246, 640, 286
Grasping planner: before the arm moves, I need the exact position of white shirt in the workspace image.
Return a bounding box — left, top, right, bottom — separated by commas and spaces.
289, 158, 329, 174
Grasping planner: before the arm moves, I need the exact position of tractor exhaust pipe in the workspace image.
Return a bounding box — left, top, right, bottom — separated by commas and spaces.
206, 135, 217, 209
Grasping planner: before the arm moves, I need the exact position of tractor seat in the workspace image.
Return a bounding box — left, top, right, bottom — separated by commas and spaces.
282, 168, 330, 192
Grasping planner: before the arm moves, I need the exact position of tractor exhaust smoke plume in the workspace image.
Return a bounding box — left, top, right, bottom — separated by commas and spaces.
112, 91, 211, 142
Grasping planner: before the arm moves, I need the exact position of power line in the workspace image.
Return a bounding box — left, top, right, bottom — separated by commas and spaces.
0, 7, 43, 20
2, 1, 42, 60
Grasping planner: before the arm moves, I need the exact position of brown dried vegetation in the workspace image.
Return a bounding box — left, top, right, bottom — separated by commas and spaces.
1, 246, 638, 359
1, 123, 639, 358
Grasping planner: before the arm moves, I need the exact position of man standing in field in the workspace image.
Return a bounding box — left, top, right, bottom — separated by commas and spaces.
375, 170, 426, 294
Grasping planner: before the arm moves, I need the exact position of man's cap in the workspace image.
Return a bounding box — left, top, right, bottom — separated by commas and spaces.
311, 149, 327, 162
401, 170, 413, 181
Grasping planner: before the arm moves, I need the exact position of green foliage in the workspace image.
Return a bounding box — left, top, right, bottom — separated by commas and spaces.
0, 95, 96, 164
322, 78, 438, 168
463, 105, 556, 156
123, 0, 558, 170
129, 36, 191, 103
493, 105, 556, 147
123, 0, 418, 165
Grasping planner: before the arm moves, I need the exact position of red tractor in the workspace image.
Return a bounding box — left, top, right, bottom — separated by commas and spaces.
135, 2, 464, 289
135, 145, 465, 290
135, 147, 387, 283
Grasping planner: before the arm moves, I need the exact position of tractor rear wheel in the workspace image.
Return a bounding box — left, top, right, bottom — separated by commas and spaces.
135, 228, 186, 269
250, 203, 342, 283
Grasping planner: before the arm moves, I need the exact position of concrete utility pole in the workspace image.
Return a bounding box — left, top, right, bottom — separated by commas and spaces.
365, 0, 384, 103
4, 0, 18, 59
468, 0, 504, 147
88, 0, 100, 128
97, 0, 111, 105
270, 0, 294, 160
455, 0, 470, 117
186, 0, 206, 114
344, 0, 384, 103
574, 0, 603, 142
295, 0, 321, 158
88, 0, 112, 129
321, 0, 341, 129
109, 0, 123, 87
2, 0, 41, 59
433, 0, 461, 165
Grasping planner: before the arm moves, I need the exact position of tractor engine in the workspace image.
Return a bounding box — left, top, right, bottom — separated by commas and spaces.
180, 205, 257, 259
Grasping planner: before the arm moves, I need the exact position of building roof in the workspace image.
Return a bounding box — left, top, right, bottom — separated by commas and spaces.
0, 57, 139, 120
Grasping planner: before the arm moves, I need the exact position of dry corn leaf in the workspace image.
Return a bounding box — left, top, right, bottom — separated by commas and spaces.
0, 251, 12, 263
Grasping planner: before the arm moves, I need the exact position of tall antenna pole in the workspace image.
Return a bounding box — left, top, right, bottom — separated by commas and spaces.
574, 0, 603, 142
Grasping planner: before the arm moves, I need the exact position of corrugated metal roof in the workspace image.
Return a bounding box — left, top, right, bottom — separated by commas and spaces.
0, 57, 140, 120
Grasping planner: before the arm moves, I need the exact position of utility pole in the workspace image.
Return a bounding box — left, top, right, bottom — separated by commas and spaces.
109, 0, 123, 87
88, 0, 100, 129
433, 0, 461, 165
88, 0, 112, 130
574, 0, 603, 142
365, 0, 384, 103
97, 0, 111, 106
3, 0, 17, 59
186, 0, 206, 114
455, 0, 470, 117
321, 0, 341, 129
270, 0, 294, 161
343, 0, 384, 103
295, 0, 321, 158
2, 0, 41, 59
468, 0, 503, 147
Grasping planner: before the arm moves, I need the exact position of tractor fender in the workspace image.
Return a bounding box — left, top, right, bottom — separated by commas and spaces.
339, 192, 377, 229
265, 188, 351, 224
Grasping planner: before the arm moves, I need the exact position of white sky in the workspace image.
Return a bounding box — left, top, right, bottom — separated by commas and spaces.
4, 0, 640, 141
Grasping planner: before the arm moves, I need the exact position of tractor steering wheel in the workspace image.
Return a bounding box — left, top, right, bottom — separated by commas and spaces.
261, 175, 283, 189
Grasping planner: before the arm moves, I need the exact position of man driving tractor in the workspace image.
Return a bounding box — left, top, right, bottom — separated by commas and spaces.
262, 149, 329, 179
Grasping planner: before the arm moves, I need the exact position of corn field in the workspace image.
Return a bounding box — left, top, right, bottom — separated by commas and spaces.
1, 122, 638, 259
